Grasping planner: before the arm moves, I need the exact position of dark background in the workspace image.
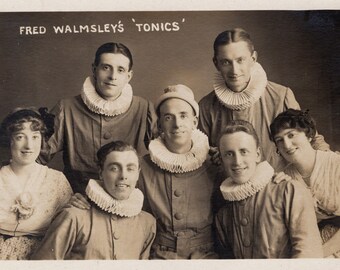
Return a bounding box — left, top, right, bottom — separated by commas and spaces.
0, 11, 339, 169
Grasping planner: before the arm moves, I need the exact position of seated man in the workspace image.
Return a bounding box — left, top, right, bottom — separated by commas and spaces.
32, 141, 156, 260
138, 84, 221, 259
215, 120, 323, 258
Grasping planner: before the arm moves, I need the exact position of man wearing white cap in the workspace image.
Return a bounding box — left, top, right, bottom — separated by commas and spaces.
138, 84, 220, 259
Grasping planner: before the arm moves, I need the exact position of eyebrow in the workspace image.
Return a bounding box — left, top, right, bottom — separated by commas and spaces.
274, 130, 294, 139
106, 162, 138, 167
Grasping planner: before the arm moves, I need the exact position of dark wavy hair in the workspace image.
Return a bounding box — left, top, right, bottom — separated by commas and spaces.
94, 42, 133, 71
218, 119, 260, 148
97, 140, 140, 170
270, 109, 317, 142
213, 28, 255, 60
0, 107, 54, 148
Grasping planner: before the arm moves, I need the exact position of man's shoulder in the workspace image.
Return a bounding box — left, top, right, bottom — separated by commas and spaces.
139, 210, 156, 223
140, 154, 156, 168
266, 81, 291, 93
265, 178, 308, 197
53, 95, 82, 110
199, 91, 216, 105
132, 95, 148, 102
59, 205, 92, 223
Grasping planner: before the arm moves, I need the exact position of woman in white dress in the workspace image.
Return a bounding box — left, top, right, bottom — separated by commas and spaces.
270, 108, 340, 258
0, 107, 72, 259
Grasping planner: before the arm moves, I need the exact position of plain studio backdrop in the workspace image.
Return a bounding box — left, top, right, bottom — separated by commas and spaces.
0, 11, 339, 170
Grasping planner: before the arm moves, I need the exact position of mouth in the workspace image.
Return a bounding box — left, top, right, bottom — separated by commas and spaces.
21, 151, 34, 155
171, 130, 185, 135
285, 148, 297, 155
115, 183, 130, 188
228, 75, 242, 81
105, 82, 117, 87
232, 167, 247, 174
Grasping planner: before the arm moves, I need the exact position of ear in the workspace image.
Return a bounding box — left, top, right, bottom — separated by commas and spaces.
99, 169, 103, 181
127, 70, 133, 82
251, 51, 258, 63
157, 119, 163, 133
212, 57, 220, 71
256, 147, 262, 163
192, 116, 198, 129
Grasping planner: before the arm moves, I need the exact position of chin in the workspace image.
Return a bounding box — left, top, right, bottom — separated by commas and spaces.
232, 176, 250, 185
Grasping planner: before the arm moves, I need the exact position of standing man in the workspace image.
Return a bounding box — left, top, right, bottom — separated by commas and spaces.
138, 84, 220, 259
40, 42, 156, 194
198, 28, 329, 170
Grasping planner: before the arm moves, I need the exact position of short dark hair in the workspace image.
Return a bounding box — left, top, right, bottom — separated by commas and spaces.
96, 141, 139, 170
0, 107, 54, 148
94, 42, 133, 71
270, 109, 317, 142
218, 120, 260, 148
213, 28, 255, 59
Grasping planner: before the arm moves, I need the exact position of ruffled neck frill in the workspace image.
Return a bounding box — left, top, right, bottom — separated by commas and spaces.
148, 129, 209, 174
85, 179, 143, 217
220, 161, 274, 201
81, 76, 133, 117
213, 62, 268, 111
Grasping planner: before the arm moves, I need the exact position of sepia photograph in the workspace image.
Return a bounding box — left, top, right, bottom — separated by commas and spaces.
0, 0, 340, 269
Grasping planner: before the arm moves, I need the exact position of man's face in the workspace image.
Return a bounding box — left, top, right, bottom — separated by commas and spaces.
214, 41, 257, 93
101, 150, 140, 200
159, 98, 198, 154
10, 122, 42, 167
219, 131, 261, 185
92, 53, 133, 101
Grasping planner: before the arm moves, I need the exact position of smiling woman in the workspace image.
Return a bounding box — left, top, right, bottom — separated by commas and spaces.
0, 107, 72, 260
270, 109, 340, 258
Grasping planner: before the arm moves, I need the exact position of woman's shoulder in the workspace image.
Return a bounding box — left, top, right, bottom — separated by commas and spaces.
43, 166, 72, 192
43, 166, 66, 178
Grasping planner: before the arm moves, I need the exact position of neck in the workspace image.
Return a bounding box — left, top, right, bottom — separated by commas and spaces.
295, 147, 317, 178
226, 82, 248, 93
95, 88, 121, 101
165, 141, 192, 154
10, 162, 37, 178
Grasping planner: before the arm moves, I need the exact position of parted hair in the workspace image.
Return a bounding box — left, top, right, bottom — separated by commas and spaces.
94, 42, 133, 71
96, 140, 140, 170
218, 120, 260, 148
213, 28, 255, 59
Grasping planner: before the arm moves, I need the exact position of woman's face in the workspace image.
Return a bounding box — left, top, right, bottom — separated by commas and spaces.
10, 122, 42, 167
273, 128, 312, 164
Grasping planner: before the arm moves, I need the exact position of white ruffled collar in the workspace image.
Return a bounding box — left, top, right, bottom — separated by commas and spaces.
213, 62, 268, 111
220, 161, 274, 201
85, 179, 143, 217
81, 76, 133, 117
149, 129, 209, 173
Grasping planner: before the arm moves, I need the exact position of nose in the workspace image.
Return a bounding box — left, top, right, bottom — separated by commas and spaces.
231, 61, 240, 74
233, 152, 242, 165
283, 137, 292, 149
120, 168, 128, 180
108, 69, 117, 80
25, 137, 33, 149
173, 116, 182, 128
